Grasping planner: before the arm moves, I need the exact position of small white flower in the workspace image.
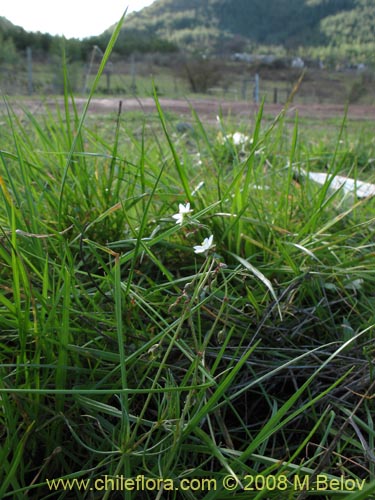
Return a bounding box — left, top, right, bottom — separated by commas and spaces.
225, 132, 249, 146
194, 235, 214, 254
172, 203, 193, 225
232, 132, 250, 145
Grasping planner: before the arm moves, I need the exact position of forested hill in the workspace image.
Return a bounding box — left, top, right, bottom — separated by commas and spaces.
1, 0, 375, 63
119, 0, 375, 56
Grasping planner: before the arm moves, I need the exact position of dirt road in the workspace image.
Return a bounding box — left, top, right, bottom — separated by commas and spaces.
4, 96, 375, 121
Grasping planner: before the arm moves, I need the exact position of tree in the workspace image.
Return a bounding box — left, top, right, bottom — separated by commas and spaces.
0, 35, 19, 64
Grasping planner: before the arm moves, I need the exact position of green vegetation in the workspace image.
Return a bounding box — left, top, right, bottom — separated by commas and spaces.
1, 23, 375, 500
1, 0, 375, 102
2, 0, 375, 65
118, 0, 375, 63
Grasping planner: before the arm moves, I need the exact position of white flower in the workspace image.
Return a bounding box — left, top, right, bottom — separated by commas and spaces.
172, 203, 193, 225
194, 235, 214, 254
222, 132, 250, 147
232, 132, 249, 145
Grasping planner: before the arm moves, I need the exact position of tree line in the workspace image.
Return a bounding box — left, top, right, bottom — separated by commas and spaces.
0, 16, 178, 66
1, 0, 375, 67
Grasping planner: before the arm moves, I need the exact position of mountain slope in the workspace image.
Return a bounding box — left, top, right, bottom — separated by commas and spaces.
320, 0, 375, 45
120, 0, 374, 55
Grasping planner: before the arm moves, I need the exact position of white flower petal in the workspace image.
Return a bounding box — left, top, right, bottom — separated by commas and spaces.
193, 245, 205, 254
172, 202, 193, 225
172, 213, 183, 225
194, 235, 214, 254
179, 202, 192, 214
232, 132, 249, 145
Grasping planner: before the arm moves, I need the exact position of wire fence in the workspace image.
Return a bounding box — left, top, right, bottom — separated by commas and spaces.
1, 50, 374, 106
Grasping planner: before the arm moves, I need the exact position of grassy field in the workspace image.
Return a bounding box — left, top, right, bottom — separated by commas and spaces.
1, 26, 375, 500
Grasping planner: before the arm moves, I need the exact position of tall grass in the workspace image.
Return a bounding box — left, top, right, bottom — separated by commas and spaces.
1, 25, 375, 499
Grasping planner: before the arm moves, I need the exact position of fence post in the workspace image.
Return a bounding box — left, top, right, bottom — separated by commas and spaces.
130, 53, 137, 94
242, 79, 248, 100
105, 62, 112, 93
253, 73, 259, 103
82, 46, 97, 94
273, 87, 278, 104
27, 47, 33, 95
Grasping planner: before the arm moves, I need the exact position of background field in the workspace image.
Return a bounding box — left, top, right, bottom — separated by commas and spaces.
1, 54, 375, 107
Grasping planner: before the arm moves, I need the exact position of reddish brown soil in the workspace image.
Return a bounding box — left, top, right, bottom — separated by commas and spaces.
69, 97, 375, 120
5, 97, 375, 121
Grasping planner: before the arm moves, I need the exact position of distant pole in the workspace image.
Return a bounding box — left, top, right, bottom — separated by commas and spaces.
26, 47, 33, 95
83, 45, 97, 94
130, 53, 137, 93
241, 79, 247, 100
105, 62, 112, 93
273, 87, 278, 104
253, 73, 259, 103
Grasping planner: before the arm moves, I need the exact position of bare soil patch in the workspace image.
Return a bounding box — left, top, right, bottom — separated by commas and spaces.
4, 97, 375, 121
69, 97, 375, 120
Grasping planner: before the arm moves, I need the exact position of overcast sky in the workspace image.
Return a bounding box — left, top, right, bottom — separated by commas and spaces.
1, 0, 155, 39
